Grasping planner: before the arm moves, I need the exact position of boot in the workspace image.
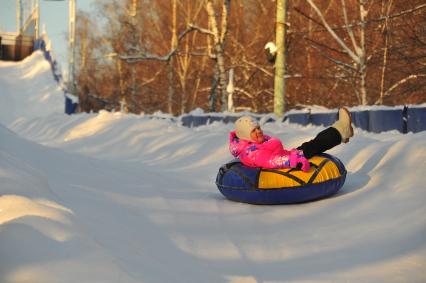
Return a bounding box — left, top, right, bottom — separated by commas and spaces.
332, 107, 354, 143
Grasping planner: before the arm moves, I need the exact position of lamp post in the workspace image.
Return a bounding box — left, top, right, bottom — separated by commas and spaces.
43, 0, 76, 96
16, 0, 22, 34
68, 0, 76, 96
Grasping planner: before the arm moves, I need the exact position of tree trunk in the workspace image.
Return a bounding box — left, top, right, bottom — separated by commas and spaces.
379, 0, 393, 105
206, 0, 229, 112
307, 0, 368, 105
359, 0, 368, 105
209, 65, 219, 111
116, 59, 125, 111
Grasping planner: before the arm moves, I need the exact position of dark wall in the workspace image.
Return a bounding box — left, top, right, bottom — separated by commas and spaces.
0, 34, 34, 61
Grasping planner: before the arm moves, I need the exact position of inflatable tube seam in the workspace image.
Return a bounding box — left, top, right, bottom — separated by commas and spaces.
217, 173, 345, 192
307, 158, 330, 184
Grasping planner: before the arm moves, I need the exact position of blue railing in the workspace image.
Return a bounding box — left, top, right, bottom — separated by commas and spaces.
179, 106, 426, 133
33, 36, 78, 115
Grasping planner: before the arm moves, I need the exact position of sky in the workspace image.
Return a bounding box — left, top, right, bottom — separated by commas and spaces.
0, 0, 98, 74
0, 51, 426, 282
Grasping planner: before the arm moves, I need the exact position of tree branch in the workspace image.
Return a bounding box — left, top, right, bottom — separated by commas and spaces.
341, 0, 361, 56
293, 3, 426, 34
375, 74, 426, 104
234, 87, 254, 99
310, 44, 357, 71
119, 25, 205, 62
241, 59, 274, 77
374, 3, 426, 22
188, 24, 215, 36
304, 36, 350, 58
306, 0, 360, 64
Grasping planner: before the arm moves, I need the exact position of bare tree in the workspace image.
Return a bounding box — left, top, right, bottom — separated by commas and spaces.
204, 0, 231, 112
305, 0, 370, 104
73, 0, 426, 114
375, 1, 426, 104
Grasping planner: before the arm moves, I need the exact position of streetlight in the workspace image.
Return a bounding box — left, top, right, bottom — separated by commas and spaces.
16, 0, 22, 34
44, 0, 76, 96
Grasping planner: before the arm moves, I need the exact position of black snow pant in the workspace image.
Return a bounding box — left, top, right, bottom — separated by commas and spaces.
297, 127, 342, 159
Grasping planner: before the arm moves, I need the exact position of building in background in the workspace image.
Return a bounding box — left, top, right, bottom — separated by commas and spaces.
0, 0, 39, 61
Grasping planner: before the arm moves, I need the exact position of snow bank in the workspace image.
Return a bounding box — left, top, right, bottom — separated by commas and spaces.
0, 51, 64, 126
2, 110, 425, 282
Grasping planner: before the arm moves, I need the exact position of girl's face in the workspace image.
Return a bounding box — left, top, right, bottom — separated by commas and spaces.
250, 126, 265, 143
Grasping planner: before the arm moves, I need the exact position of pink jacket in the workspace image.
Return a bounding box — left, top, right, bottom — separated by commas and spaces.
229, 131, 310, 171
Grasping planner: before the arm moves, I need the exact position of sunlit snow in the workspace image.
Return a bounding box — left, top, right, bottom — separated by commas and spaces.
0, 51, 425, 283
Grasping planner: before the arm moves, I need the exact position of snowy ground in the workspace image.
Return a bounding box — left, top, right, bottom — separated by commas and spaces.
1, 52, 425, 283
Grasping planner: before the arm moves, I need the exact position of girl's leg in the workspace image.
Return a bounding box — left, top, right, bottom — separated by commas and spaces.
297, 107, 353, 159
297, 127, 341, 159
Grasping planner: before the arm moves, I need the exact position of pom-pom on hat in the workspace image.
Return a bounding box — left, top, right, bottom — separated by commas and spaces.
235, 116, 259, 141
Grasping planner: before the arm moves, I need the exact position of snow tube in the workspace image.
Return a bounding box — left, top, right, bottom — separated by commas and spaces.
215, 153, 346, 205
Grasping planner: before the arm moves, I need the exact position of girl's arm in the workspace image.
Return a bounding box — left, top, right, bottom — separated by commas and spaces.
251, 148, 310, 171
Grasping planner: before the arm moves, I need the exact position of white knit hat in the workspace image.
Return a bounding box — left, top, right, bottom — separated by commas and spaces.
235, 116, 259, 141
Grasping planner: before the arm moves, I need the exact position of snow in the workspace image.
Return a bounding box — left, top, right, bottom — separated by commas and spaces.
0, 51, 64, 126
1, 52, 426, 283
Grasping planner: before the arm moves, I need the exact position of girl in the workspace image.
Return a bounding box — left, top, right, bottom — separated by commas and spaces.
229, 108, 353, 172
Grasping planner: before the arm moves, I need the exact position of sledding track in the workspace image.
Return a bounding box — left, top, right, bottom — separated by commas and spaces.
1, 52, 426, 283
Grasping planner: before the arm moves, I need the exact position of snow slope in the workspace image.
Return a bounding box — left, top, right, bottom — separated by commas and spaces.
1, 52, 426, 283
0, 51, 64, 126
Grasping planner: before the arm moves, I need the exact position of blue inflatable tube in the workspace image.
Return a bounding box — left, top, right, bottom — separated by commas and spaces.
215, 153, 346, 205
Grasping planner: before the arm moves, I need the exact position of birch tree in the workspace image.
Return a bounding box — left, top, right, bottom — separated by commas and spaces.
223, 0, 277, 112
377, 0, 393, 105
73, 0, 425, 113
304, 0, 426, 105
306, 0, 370, 105
375, 1, 426, 104
175, 2, 206, 114
205, 0, 231, 112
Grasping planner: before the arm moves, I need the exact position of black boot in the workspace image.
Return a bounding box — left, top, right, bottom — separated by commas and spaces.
297, 127, 342, 159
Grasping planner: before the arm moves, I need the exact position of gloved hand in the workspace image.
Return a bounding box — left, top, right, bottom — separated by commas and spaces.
289, 149, 310, 172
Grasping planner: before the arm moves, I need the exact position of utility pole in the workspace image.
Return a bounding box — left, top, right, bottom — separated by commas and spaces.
274, 0, 287, 117
35, 0, 40, 38
168, 0, 177, 114
16, 0, 23, 34
68, 0, 76, 96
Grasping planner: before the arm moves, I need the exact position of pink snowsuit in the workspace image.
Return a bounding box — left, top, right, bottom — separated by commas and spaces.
229, 131, 310, 171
